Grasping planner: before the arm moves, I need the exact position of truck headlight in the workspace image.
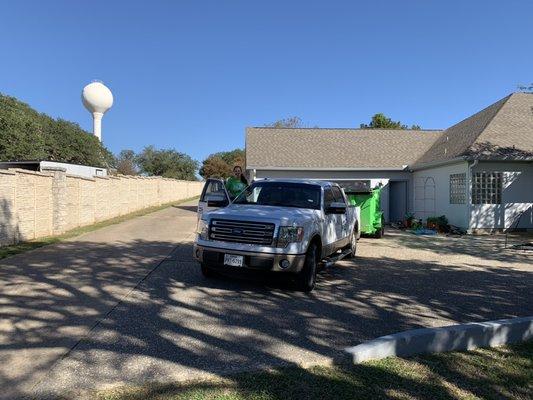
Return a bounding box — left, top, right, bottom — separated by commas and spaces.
196, 219, 209, 240
277, 226, 304, 248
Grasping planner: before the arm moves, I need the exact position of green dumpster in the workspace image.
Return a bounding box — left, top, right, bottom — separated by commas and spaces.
346, 187, 385, 238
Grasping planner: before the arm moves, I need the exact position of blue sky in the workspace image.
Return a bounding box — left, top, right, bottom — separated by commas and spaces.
1, 1, 531, 163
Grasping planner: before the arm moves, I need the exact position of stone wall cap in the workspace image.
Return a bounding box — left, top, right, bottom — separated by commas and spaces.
9, 168, 52, 177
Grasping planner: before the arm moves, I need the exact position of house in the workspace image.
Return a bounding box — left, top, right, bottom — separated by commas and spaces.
245, 92, 533, 231
0, 160, 107, 178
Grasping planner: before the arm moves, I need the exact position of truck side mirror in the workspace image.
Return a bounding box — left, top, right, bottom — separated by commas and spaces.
325, 202, 346, 214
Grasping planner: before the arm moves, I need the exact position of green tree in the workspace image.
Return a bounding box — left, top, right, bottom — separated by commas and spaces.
115, 149, 137, 175
265, 116, 303, 128
199, 156, 232, 179
360, 113, 421, 130
199, 149, 245, 179
0, 93, 114, 167
136, 145, 198, 180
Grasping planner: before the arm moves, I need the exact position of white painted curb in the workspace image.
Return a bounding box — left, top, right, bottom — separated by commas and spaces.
345, 316, 533, 363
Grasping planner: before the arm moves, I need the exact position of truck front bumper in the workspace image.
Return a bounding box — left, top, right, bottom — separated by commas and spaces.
193, 244, 306, 273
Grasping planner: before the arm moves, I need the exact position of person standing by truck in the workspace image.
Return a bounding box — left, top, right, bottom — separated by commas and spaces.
225, 165, 248, 199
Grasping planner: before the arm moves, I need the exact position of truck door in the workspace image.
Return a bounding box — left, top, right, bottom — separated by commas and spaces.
197, 178, 230, 220
323, 187, 338, 253
332, 185, 349, 241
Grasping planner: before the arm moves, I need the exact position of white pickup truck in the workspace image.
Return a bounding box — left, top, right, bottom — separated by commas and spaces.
193, 178, 360, 292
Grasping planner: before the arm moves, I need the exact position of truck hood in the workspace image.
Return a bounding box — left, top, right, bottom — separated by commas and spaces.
205, 204, 318, 225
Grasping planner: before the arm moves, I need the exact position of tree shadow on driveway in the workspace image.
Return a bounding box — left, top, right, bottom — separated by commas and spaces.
1, 234, 532, 399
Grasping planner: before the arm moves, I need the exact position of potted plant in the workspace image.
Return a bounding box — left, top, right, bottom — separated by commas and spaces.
426, 216, 438, 230
405, 212, 415, 228
426, 215, 449, 232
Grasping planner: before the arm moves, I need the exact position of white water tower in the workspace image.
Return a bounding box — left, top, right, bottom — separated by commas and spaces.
82, 81, 113, 142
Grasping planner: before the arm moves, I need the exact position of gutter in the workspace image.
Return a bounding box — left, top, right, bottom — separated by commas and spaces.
466, 159, 478, 234
409, 157, 465, 171
411, 156, 533, 172
246, 166, 409, 172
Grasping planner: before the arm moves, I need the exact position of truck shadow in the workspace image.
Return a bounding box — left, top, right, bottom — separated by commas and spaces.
171, 205, 198, 213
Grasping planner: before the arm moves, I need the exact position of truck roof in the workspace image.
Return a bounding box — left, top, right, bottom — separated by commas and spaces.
253, 178, 335, 188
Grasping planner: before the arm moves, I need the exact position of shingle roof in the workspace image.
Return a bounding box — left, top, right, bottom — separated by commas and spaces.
246, 93, 533, 171
246, 128, 442, 169
415, 92, 533, 165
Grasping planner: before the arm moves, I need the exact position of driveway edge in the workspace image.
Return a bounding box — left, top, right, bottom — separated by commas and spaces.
344, 316, 533, 363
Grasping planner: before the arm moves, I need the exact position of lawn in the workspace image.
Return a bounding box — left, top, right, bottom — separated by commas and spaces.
96, 341, 532, 400
0, 196, 199, 260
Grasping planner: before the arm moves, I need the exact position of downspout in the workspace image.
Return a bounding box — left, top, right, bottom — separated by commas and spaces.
466, 159, 478, 233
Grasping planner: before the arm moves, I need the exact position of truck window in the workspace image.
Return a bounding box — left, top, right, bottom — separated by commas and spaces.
331, 186, 346, 204
233, 182, 321, 210
324, 188, 335, 208
201, 180, 227, 202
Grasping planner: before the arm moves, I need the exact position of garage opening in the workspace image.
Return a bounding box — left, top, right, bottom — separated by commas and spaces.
389, 181, 408, 223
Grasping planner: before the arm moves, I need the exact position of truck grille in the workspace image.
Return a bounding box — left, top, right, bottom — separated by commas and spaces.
209, 219, 275, 245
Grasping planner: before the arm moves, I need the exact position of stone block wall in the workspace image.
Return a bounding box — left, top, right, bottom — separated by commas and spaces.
0, 168, 203, 246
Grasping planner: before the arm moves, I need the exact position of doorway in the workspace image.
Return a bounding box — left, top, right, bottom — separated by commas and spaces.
389, 181, 408, 223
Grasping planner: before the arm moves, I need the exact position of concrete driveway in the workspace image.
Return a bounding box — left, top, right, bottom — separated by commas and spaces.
0, 201, 198, 399
1, 202, 532, 399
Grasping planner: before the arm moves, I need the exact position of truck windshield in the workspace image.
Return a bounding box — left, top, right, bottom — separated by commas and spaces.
233, 182, 321, 210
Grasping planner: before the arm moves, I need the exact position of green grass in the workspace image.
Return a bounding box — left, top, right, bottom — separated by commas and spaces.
0, 196, 199, 260
95, 341, 532, 400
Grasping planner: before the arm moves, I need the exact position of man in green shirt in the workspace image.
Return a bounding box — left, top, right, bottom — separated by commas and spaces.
226, 165, 248, 199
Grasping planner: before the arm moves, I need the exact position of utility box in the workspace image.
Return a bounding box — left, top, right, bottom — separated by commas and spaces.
345, 187, 385, 238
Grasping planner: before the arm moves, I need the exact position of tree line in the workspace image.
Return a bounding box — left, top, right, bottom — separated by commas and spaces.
267, 114, 421, 130
0, 93, 243, 181
1, 93, 421, 181
115, 147, 244, 181
0, 93, 114, 167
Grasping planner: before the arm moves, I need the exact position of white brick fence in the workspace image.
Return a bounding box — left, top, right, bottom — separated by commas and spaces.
0, 168, 203, 246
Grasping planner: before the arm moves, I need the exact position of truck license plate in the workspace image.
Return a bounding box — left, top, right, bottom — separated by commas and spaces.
224, 254, 244, 267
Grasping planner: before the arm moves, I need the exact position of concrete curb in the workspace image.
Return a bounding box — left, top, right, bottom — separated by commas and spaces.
345, 316, 533, 363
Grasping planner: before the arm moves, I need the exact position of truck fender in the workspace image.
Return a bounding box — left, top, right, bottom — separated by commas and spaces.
307, 233, 322, 260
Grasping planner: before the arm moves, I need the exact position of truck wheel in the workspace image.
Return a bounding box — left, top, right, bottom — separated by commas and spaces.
296, 243, 318, 292
345, 231, 357, 258
201, 263, 215, 278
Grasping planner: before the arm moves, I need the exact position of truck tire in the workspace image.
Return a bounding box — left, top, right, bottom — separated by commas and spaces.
345, 230, 357, 258
296, 243, 318, 292
200, 263, 215, 278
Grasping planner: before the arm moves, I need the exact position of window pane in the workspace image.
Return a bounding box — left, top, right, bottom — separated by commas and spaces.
471, 172, 502, 204
324, 189, 335, 207
450, 173, 466, 204
331, 186, 346, 204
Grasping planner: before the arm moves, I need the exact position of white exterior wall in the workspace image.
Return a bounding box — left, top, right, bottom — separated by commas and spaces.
412, 161, 469, 228
40, 161, 107, 178
252, 169, 412, 222
470, 161, 533, 230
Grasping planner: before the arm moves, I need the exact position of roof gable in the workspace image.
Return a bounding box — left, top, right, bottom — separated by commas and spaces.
415, 93, 533, 165
469, 92, 533, 159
